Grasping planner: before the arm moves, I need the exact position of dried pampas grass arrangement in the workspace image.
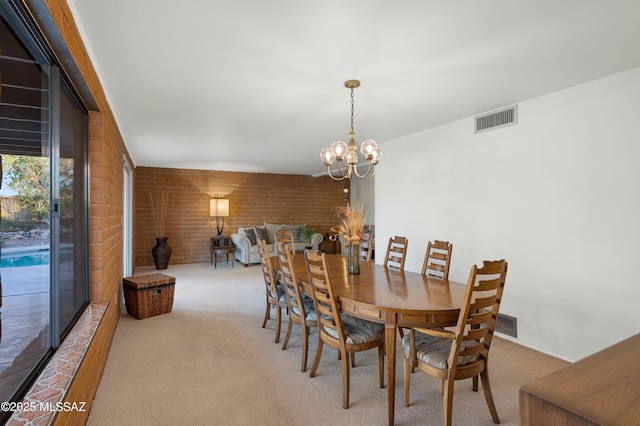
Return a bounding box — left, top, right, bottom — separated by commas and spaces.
332, 202, 367, 245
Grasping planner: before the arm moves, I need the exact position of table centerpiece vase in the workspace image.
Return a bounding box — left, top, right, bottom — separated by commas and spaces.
347, 242, 361, 274
332, 202, 367, 275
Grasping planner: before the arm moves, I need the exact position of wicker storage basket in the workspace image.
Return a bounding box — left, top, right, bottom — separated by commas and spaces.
123, 273, 175, 320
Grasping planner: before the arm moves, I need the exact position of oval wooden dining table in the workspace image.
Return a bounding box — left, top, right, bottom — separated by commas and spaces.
283, 253, 468, 426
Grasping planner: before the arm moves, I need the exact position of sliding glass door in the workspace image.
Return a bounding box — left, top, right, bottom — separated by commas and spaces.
0, 10, 52, 408
0, 3, 89, 417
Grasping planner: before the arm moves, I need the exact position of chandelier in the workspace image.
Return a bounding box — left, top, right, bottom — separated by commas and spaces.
320, 80, 381, 180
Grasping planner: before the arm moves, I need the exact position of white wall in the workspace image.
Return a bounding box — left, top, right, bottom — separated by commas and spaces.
351, 176, 375, 224
375, 67, 640, 362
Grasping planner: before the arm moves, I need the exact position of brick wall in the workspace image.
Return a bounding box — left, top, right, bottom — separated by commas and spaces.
88, 111, 126, 305
43, 1, 130, 424
134, 167, 347, 267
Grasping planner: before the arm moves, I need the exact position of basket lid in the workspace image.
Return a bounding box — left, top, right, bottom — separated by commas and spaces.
123, 273, 175, 289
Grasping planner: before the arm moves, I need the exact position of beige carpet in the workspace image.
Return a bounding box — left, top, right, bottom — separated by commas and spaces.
87, 262, 568, 426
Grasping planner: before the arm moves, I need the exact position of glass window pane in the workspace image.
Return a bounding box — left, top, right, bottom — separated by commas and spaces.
0, 14, 51, 405
58, 82, 88, 336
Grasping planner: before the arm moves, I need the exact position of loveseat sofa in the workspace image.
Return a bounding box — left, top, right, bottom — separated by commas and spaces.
231, 223, 323, 266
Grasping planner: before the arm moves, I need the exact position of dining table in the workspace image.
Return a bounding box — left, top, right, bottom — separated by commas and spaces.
283, 253, 468, 426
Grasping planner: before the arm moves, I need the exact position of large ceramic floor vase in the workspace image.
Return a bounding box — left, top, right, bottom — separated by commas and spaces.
152, 237, 172, 270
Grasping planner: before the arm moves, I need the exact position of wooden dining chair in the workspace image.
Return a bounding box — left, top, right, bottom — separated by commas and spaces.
275, 229, 295, 259
422, 240, 453, 279
274, 228, 295, 271
360, 232, 374, 262
399, 240, 454, 340
304, 250, 385, 409
276, 241, 317, 372
402, 259, 508, 426
383, 235, 408, 270
275, 229, 295, 245
258, 238, 288, 343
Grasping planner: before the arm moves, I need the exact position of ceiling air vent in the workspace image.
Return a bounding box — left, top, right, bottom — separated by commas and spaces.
475, 104, 518, 133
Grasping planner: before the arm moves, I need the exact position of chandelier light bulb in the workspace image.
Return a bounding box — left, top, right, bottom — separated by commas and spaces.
371, 149, 382, 164
321, 147, 335, 165
331, 141, 348, 161
360, 139, 378, 159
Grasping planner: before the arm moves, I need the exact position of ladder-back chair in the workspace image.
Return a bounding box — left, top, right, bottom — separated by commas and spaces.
383, 235, 408, 270
402, 259, 508, 426
258, 238, 287, 343
304, 250, 385, 409
276, 241, 317, 372
422, 240, 453, 279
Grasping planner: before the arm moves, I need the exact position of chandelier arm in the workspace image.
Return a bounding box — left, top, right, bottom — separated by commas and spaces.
337, 160, 351, 177
327, 170, 347, 181
352, 161, 374, 179
362, 166, 376, 179
327, 162, 352, 181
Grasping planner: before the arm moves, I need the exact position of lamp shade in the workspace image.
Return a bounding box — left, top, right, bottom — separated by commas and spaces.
210, 198, 229, 217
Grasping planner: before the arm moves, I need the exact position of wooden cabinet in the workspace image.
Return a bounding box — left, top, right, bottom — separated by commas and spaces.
319, 235, 340, 254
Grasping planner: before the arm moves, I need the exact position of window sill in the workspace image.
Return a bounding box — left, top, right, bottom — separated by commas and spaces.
6, 301, 109, 425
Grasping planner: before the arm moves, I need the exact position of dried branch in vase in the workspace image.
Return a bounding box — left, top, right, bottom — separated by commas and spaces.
149, 191, 169, 237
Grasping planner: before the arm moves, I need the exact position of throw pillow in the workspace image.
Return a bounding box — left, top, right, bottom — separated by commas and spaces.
254, 226, 269, 243
282, 225, 302, 243
244, 228, 257, 245
263, 223, 283, 244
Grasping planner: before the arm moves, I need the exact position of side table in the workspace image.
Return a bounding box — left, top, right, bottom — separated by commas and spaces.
210, 235, 235, 268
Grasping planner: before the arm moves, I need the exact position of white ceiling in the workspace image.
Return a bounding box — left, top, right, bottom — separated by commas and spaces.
66, 0, 640, 176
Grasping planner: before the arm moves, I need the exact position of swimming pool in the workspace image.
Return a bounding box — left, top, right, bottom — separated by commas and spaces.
0, 246, 76, 268
0, 249, 50, 268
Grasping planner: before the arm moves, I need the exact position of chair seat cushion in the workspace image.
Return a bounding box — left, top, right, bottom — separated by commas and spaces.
278, 294, 288, 306
270, 284, 287, 306
401, 331, 479, 370
291, 298, 317, 321
323, 314, 384, 344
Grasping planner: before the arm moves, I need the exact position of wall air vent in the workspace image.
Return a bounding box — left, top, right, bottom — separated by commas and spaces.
495, 313, 517, 338
475, 104, 518, 133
